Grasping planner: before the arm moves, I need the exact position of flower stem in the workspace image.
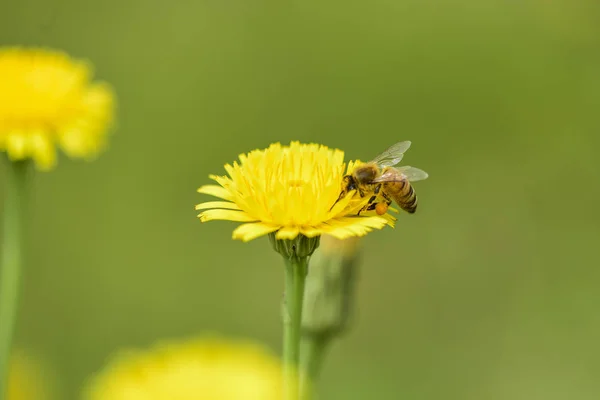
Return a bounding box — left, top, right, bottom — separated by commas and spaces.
300, 335, 331, 399
0, 160, 28, 399
283, 256, 309, 400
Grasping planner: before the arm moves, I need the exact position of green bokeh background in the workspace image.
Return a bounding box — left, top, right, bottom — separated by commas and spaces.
2, 0, 600, 398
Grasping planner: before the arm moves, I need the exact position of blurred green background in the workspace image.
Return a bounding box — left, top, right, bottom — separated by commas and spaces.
2, 0, 600, 398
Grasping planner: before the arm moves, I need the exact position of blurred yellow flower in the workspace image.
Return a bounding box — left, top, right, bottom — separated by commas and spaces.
83, 337, 289, 400
8, 351, 53, 400
0, 47, 115, 170
196, 142, 395, 242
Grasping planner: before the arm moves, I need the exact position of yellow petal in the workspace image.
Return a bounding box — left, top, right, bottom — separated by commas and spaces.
198, 209, 256, 222
275, 227, 300, 240
379, 213, 397, 228
209, 174, 233, 189
320, 216, 389, 239
5, 131, 28, 160
327, 190, 359, 219
324, 228, 362, 240
84, 83, 115, 116
340, 216, 389, 229
30, 131, 56, 170
58, 127, 87, 157
197, 185, 233, 201
298, 227, 323, 238
232, 222, 280, 242
195, 201, 241, 211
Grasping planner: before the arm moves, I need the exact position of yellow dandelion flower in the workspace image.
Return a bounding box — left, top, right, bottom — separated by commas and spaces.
195, 142, 395, 242
83, 337, 291, 400
8, 351, 54, 400
0, 47, 115, 170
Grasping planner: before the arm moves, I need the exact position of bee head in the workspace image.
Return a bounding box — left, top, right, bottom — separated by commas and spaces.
342, 175, 356, 191
353, 164, 378, 184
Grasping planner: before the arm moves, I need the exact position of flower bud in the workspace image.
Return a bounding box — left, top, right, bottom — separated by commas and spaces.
301, 235, 361, 338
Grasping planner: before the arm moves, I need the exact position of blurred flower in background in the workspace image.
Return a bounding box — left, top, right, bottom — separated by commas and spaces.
83, 336, 289, 400
196, 142, 395, 242
0, 47, 115, 170
8, 350, 54, 400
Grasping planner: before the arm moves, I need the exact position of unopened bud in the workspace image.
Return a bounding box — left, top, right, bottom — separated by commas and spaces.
301, 235, 361, 338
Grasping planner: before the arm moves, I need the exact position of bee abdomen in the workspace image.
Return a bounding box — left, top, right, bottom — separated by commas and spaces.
393, 182, 418, 214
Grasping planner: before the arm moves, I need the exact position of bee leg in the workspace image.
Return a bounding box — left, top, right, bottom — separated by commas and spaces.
365, 203, 377, 211
381, 191, 392, 206
358, 195, 377, 215
357, 184, 382, 215
366, 189, 392, 212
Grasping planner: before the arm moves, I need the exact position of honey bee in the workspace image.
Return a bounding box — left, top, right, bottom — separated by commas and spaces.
334, 141, 428, 215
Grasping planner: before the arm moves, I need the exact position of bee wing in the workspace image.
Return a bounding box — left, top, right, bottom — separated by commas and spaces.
396, 166, 429, 182
370, 169, 405, 183
371, 166, 429, 183
368, 141, 412, 168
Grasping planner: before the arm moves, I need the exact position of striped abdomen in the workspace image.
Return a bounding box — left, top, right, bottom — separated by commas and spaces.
383, 179, 418, 214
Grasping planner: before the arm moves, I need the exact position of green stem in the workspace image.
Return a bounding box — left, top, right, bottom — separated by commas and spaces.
300, 335, 331, 398
0, 160, 28, 400
283, 256, 309, 400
